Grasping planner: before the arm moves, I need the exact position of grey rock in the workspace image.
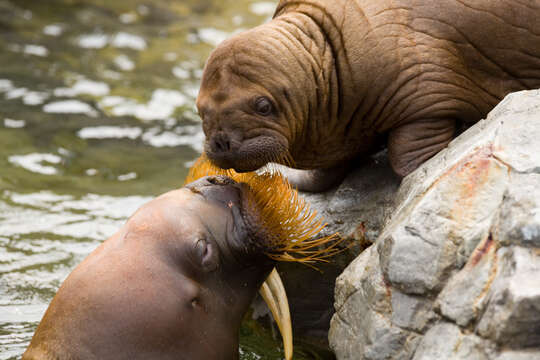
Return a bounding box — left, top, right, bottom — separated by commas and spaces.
391, 290, 438, 333
330, 246, 420, 360
412, 323, 491, 360
496, 173, 540, 248
379, 153, 508, 295
476, 246, 540, 348
435, 234, 497, 327
329, 89, 540, 359
492, 90, 540, 174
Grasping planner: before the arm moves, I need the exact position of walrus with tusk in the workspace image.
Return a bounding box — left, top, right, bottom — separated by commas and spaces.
198, 0, 540, 192
23, 157, 341, 360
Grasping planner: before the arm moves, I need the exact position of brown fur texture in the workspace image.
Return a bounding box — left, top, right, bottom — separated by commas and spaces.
198, 0, 540, 191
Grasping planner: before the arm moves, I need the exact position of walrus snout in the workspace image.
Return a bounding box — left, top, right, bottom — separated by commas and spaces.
210, 132, 233, 152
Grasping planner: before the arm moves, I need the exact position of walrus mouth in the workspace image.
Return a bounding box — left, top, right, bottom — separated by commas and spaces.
185, 154, 346, 360
204, 135, 294, 173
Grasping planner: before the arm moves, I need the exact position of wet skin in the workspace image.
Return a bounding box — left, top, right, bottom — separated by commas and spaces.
23, 176, 274, 360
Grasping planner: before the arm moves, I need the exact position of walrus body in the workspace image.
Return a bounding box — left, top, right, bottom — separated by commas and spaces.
198, 0, 540, 191
23, 177, 275, 360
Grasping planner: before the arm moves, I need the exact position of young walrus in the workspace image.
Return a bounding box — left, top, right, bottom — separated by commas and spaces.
197, 0, 540, 192
23, 156, 341, 360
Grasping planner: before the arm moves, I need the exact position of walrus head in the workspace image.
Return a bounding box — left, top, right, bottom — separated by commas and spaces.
197, 22, 326, 172
24, 157, 341, 360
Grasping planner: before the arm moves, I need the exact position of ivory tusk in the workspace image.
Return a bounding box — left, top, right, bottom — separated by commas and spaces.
259, 268, 293, 360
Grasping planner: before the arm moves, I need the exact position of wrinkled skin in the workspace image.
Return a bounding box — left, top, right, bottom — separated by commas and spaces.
23, 176, 274, 360
198, 0, 540, 192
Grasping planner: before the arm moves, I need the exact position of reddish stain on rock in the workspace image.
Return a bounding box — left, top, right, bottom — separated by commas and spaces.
470, 234, 494, 267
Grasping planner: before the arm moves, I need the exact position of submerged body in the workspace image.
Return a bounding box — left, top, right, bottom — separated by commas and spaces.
198, 0, 540, 191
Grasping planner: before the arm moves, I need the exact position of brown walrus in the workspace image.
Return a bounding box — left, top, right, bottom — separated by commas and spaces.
197, 0, 540, 191
23, 160, 341, 360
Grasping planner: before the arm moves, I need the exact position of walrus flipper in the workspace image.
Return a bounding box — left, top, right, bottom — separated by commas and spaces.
281, 164, 350, 192
388, 118, 456, 178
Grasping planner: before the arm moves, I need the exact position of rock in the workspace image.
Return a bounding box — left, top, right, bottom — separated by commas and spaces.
476, 246, 540, 348
329, 89, 540, 359
412, 323, 492, 360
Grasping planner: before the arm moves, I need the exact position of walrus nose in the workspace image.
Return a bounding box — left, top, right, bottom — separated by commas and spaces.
211, 132, 231, 152
186, 175, 236, 191
186, 176, 242, 206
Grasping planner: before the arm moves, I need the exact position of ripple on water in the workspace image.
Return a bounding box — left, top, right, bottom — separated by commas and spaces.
7, 153, 61, 175
99, 89, 187, 121
3, 119, 25, 128
43, 100, 97, 116
0, 79, 13, 92
111, 32, 147, 50
53, 78, 110, 98
77, 126, 142, 140
114, 54, 135, 71
77, 33, 108, 49
23, 45, 49, 57
141, 126, 204, 152
0, 321, 36, 360
249, 2, 277, 16
42, 24, 64, 37
0, 190, 153, 358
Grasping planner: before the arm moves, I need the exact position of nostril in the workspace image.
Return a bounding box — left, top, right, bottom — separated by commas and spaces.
212, 133, 231, 152
207, 175, 235, 186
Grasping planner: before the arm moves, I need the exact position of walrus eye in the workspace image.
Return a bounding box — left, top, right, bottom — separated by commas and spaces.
254, 97, 273, 116
194, 238, 217, 272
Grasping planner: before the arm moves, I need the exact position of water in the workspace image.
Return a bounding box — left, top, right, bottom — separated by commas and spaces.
0, 1, 326, 358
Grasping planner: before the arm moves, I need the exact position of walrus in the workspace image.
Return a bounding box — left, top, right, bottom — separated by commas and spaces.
23, 159, 341, 360
198, 0, 540, 191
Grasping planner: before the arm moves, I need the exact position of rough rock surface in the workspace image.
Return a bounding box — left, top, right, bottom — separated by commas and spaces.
329, 89, 540, 359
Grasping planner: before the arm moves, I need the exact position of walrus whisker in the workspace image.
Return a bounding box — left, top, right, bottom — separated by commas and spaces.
185, 154, 346, 264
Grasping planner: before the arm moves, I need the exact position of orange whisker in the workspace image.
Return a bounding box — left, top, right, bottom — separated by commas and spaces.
184, 154, 345, 264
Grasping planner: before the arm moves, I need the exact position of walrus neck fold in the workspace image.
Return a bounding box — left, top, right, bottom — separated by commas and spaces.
268, 3, 383, 168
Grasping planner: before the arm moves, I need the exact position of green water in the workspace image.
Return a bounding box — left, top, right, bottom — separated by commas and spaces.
0, 1, 325, 358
